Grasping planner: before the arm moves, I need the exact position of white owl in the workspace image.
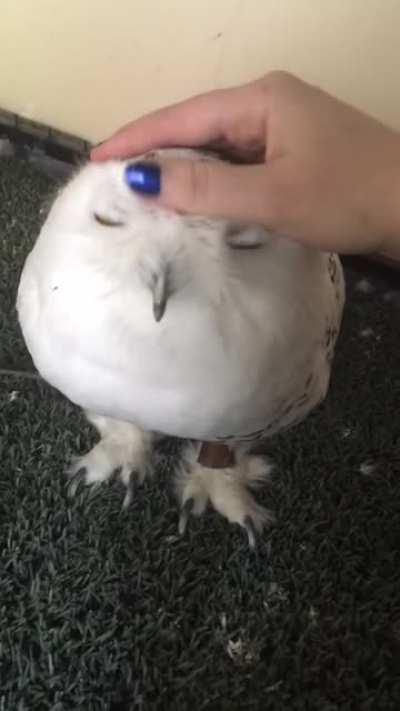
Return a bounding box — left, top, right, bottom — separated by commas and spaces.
17, 149, 345, 547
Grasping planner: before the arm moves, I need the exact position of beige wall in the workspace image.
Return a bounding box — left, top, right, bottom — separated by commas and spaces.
1, 1, 399, 142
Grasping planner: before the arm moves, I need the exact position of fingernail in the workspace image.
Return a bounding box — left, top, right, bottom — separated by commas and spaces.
124, 161, 161, 195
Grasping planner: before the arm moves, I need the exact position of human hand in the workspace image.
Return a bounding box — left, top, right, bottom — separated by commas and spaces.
91, 72, 400, 255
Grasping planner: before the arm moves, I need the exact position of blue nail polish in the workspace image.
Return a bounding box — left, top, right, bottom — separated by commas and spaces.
124, 161, 161, 195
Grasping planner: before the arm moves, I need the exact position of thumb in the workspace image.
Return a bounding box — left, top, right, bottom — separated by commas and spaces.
126, 157, 282, 229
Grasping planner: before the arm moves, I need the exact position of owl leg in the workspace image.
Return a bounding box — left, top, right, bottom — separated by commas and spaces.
175, 442, 274, 547
67, 411, 153, 508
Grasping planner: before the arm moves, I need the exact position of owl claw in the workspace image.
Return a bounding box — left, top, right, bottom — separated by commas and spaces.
64, 418, 152, 504
243, 515, 257, 549
179, 497, 195, 535
122, 475, 135, 509
67, 466, 86, 497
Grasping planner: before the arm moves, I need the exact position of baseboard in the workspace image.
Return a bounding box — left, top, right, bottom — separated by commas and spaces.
0, 107, 91, 165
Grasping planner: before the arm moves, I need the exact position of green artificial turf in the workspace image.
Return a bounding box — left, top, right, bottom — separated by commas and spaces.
0, 157, 399, 710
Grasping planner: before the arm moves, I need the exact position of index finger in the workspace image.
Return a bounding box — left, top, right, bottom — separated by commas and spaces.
90, 89, 229, 161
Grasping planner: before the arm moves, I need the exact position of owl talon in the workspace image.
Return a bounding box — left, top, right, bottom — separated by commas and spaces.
122, 478, 135, 509
64, 416, 152, 503
179, 497, 195, 535
175, 447, 273, 543
243, 516, 257, 549
67, 466, 86, 497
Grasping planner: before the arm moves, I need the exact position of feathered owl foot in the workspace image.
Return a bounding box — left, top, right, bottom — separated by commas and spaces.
175, 442, 274, 547
67, 412, 153, 508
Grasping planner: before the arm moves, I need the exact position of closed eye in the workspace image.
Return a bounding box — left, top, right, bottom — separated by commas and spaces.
94, 212, 125, 227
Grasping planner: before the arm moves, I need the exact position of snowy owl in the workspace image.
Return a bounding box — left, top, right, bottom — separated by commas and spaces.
17, 149, 345, 547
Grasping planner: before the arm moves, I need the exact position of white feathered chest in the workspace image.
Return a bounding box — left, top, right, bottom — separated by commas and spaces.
17, 151, 345, 444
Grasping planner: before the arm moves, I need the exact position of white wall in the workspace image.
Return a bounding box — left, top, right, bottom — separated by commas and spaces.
1, 1, 399, 142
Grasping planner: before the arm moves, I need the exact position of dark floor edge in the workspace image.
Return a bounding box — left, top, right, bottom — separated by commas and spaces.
0, 108, 92, 165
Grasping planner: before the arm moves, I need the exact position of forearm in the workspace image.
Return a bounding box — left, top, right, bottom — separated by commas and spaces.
370, 129, 400, 261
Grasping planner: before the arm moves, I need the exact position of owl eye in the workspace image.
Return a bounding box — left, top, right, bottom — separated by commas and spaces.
94, 212, 124, 227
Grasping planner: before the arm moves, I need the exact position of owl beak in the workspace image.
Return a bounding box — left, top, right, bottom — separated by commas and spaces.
151, 265, 172, 323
